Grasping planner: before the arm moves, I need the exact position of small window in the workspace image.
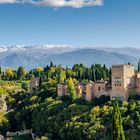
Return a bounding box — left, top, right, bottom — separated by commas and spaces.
98, 87, 101, 91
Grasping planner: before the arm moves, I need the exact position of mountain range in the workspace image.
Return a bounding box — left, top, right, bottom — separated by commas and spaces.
0, 45, 139, 69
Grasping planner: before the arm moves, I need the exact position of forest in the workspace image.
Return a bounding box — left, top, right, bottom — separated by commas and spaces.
0, 62, 139, 140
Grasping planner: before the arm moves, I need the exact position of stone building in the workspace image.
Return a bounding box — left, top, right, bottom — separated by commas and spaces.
57, 62, 140, 101
57, 83, 68, 96
30, 77, 40, 91
135, 72, 140, 95
57, 80, 110, 101
111, 64, 135, 101
92, 80, 110, 98
75, 83, 86, 98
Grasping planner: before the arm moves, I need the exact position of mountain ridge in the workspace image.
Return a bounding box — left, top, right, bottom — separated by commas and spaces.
0, 45, 139, 69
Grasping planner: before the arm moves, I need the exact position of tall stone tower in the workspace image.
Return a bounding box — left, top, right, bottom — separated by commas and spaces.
111, 64, 135, 100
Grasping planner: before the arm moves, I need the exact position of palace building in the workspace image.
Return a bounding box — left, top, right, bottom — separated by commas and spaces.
110, 64, 135, 100
57, 62, 140, 101
57, 80, 110, 101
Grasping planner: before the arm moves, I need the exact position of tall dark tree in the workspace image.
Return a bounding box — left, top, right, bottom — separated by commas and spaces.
112, 101, 125, 140
50, 61, 54, 68
138, 59, 140, 72
17, 66, 26, 80
109, 68, 112, 83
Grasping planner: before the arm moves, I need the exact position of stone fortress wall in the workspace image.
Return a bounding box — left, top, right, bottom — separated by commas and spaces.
57, 64, 140, 101
57, 79, 111, 101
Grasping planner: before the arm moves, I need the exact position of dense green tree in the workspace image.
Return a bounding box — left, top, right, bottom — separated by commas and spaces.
0, 63, 114, 139
36, 67, 44, 77
67, 77, 77, 102
112, 101, 125, 140
50, 61, 54, 68
21, 81, 29, 92
17, 66, 26, 80
0, 111, 9, 135
5, 68, 15, 80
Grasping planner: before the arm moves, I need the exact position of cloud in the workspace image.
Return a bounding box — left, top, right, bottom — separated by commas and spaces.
0, 0, 35, 4
0, 0, 33, 4
35, 0, 103, 8
0, 0, 103, 8
0, 0, 16, 4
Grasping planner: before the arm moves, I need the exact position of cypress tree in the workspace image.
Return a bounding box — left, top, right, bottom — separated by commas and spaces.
67, 77, 77, 102
91, 68, 96, 82
50, 61, 54, 68
109, 68, 112, 83
112, 101, 125, 140
39, 77, 42, 87
58, 69, 66, 83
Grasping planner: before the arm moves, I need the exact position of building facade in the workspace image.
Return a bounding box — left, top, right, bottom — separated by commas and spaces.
57, 63, 140, 101
30, 77, 40, 91
57, 80, 110, 101
111, 64, 135, 100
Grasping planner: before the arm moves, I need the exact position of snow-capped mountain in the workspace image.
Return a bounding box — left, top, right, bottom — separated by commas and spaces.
7, 45, 27, 52
0, 46, 7, 52
0, 45, 139, 69
1, 45, 73, 53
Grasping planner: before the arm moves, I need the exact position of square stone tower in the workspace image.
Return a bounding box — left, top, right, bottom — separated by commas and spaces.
111, 64, 135, 100
57, 83, 67, 96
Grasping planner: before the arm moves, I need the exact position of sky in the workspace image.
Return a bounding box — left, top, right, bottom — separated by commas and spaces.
0, 0, 140, 48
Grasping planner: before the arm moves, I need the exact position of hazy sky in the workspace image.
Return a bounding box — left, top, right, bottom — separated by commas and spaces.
0, 0, 140, 48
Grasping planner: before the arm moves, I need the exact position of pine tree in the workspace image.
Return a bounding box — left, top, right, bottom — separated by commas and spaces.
112, 101, 125, 140
67, 77, 77, 102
